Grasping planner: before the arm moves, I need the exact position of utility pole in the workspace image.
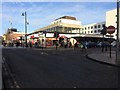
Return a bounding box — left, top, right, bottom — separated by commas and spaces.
116, 0, 120, 65
101, 24, 107, 52
22, 11, 28, 48
9, 21, 13, 28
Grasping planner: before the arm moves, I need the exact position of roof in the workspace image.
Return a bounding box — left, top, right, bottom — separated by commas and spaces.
55, 16, 76, 21
33, 23, 82, 34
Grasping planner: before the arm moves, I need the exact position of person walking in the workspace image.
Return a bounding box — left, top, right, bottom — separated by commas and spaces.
80, 43, 84, 52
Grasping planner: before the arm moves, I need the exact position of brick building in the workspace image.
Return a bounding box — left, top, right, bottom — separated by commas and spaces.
5, 28, 24, 43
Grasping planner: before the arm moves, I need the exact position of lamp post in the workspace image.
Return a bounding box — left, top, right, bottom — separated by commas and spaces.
22, 11, 28, 47
116, 0, 120, 65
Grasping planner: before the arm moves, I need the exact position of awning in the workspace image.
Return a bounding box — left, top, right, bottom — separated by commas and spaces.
30, 35, 34, 39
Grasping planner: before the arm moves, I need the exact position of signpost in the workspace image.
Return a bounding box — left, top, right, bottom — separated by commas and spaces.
43, 31, 47, 48
54, 31, 59, 50
101, 25, 107, 52
106, 26, 116, 58
107, 26, 115, 34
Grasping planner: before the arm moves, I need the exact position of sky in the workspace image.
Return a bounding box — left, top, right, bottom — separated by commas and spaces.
1, 1, 117, 35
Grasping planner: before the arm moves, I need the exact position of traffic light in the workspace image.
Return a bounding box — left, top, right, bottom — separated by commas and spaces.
43, 31, 47, 37
101, 24, 107, 35
54, 32, 56, 37
56, 32, 59, 37
54, 32, 59, 38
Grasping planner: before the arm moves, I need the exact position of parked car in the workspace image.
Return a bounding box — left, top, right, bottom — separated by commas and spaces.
97, 42, 110, 47
111, 41, 116, 47
86, 42, 97, 48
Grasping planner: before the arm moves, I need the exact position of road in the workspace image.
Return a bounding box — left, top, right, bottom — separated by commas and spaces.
2, 48, 119, 88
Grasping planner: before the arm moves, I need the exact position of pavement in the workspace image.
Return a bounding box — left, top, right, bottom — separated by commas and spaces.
86, 49, 120, 67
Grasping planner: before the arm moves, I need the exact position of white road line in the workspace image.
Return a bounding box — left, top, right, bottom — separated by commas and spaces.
2, 57, 5, 61
2, 57, 20, 88
73, 86, 77, 88
41, 52, 49, 55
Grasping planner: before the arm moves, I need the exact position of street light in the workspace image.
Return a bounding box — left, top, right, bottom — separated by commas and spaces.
22, 11, 29, 47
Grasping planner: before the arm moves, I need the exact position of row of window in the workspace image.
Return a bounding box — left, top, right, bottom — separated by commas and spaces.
42, 26, 102, 34
83, 29, 101, 34
82, 24, 105, 30
43, 23, 105, 32
45, 27, 81, 32
53, 20, 62, 24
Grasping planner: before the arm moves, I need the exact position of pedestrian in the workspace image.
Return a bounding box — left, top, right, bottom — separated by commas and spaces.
80, 43, 84, 52
16, 41, 19, 48
84, 42, 88, 51
64, 41, 67, 48
35, 42, 38, 48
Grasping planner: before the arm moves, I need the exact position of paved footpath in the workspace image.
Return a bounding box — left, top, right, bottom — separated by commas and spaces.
86, 49, 120, 67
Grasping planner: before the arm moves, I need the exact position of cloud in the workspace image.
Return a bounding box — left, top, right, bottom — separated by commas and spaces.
1, 2, 116, 35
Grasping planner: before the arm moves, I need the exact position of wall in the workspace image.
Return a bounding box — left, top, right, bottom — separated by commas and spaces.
106, 8, 120, 39
51, 19, 81, 25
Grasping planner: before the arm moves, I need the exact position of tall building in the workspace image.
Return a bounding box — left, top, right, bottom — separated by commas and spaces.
81, 8, 120, 39
81, 22, 105, 35
106, 8, 120, 39
29, 8, 120, 41
5, 28, 24, 43
34, 16, 82, 34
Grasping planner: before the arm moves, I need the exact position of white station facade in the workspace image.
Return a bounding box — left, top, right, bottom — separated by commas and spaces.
13, 8, 120, 47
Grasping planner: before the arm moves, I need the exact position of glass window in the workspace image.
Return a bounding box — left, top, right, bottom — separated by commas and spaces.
91, 26, 93, 29
102, 24, 105, 27
94, 30, 97, 33
94, 26, 97, 28
91, 31, 93, 33
72, 28, 75, 30
98, 29, 101, 32
98, 25, 101, 28
88, 27, 90, 29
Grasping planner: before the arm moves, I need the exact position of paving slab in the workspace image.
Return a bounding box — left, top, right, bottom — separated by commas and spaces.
87, 50, 120, 67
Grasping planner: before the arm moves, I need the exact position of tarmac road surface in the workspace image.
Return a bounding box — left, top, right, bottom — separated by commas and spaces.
2, 48, 119, 88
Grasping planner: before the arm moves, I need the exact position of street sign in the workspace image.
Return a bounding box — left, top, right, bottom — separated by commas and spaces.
107, 26, 115, 34
106, 25, 115, 58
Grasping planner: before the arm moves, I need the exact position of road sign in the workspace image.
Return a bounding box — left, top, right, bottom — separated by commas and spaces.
107, 26, 115, 34
106, 26, 115, 58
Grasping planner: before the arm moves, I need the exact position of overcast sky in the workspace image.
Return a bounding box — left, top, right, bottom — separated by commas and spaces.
1, 1, 117, 35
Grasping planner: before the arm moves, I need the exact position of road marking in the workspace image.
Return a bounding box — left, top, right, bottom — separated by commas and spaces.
2, 57, 21, 88
3, 57, 5, 61
41, 52, 48, 55
73, 86, 77, 88
32, 48, 43, 51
